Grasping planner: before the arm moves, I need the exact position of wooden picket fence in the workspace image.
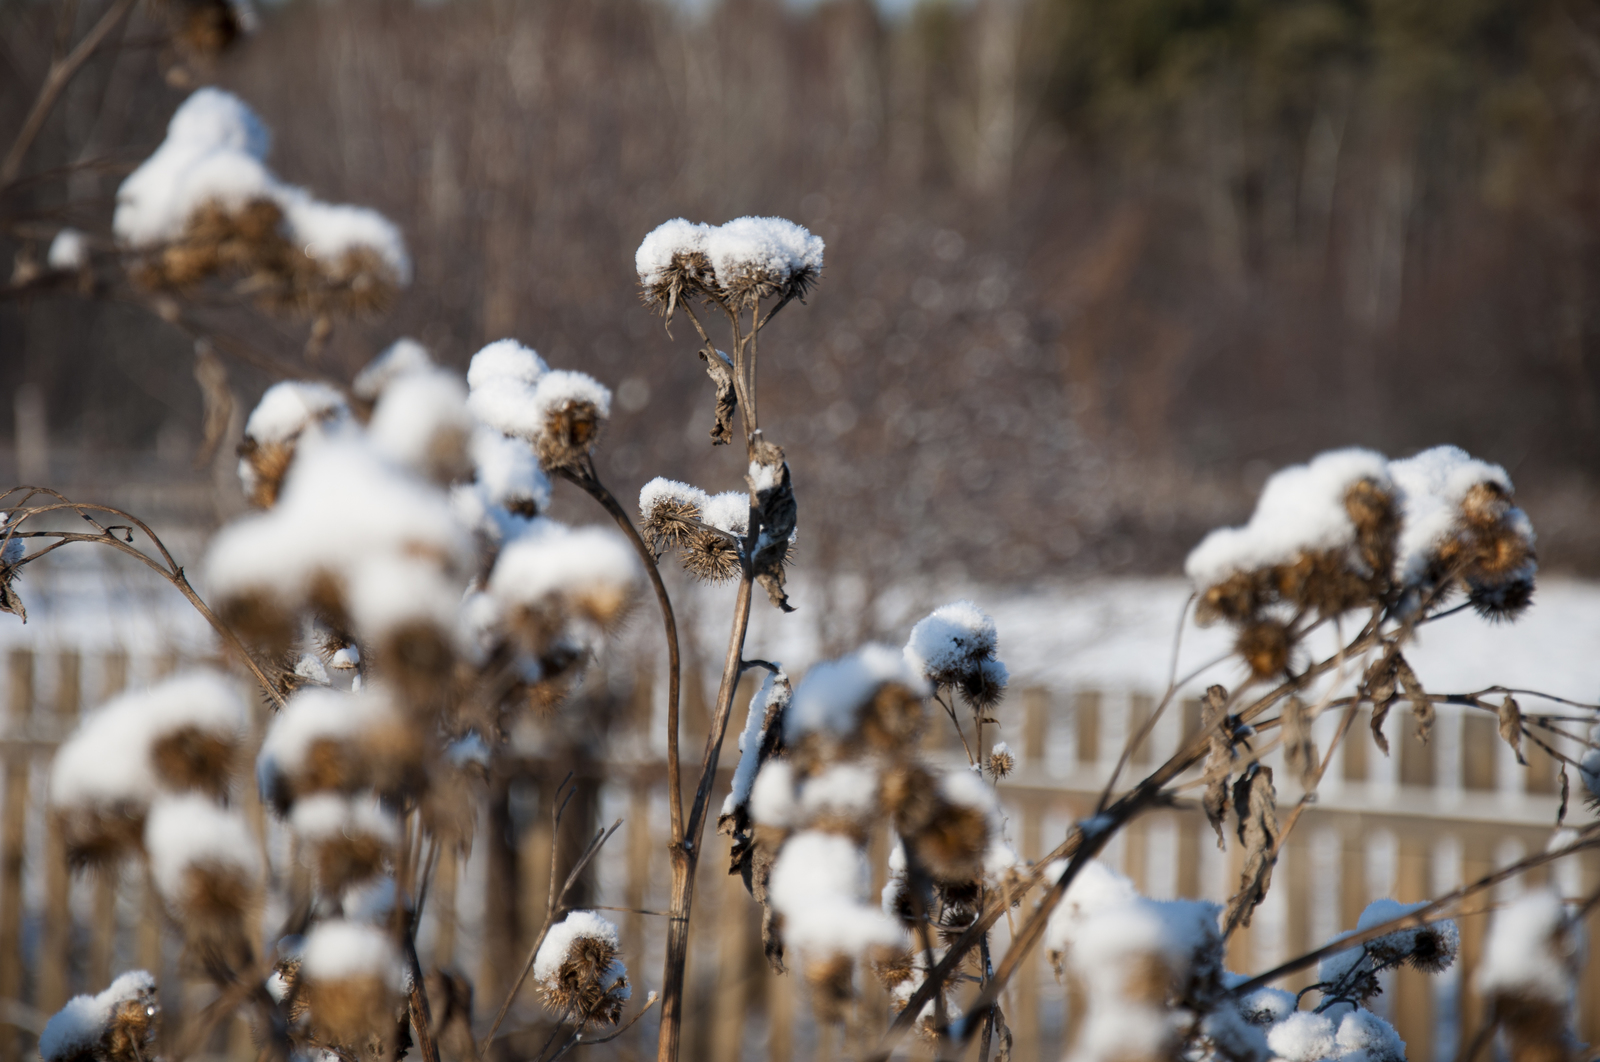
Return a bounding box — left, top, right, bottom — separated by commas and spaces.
0, 649, 1596, 1062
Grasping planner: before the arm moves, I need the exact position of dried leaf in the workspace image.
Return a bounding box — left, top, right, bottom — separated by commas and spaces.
699, 348, 737, 446
1282, 696, 1318, 789
1223, 764, 1280, 933
1558, 765, 1569, 826
1361, 647, 1402, 756
1497, 695, 1527, 765
0, 574, 24, 624
1396, 656, 1433, 744
987, 1004, 1013, 1062
1200, 685, 1232, 850
747, 435, 797, 613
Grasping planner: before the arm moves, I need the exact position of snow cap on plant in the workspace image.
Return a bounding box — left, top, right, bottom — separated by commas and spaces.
39, 971, 159, 1062
767, 830, 908, 1021
367, 367, 473, 485
784, 644, 930, 757
1475, 889, 1583, 1062
1388, 446, 1536, 620
529, 370, 611, 470
351, 337, 433, 402
534, 911, 631, 1026
50, 669, 247, 865
1186, 448, 1404, 678
289, 793, 400, 894
237, 380, 350, 508
299, 919, 407, 1054
490, 521, 641, 641
144, 795, 261, 969
257, 686, 426, 814
639, 478, 711, 555
904, 600, 1009, 708
116, 89, 409, 312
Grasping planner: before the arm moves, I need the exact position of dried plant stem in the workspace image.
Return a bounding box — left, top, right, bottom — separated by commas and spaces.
402, 934, 440, 1062
557, 464, 684, 840
656, 572, 754, 1062
2, 494, 287, 708
483, 768, 622, 1051
0, 0, 139, 187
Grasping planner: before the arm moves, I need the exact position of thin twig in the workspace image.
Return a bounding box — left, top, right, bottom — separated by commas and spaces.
0, 0, 140, 187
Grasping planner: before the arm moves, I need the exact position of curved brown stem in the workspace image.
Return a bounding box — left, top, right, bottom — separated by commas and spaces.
557, 463, 683, 841
3, 496, 287, 708
656, 572, 754, 1062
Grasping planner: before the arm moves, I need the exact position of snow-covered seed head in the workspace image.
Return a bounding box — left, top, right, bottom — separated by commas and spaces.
704, 216, 825, 308
1476, 889, 1581, 1062
635, 218, 715, 312
237, 381, 350, 509
300, 920, 407, 1054
529, 371, 611, 470
257, 688, 427, 814
39, 971, 159, 1062
1188, 451, 1397, 626
904, 601, 1009, 709
1236, 618, 1291, 679
290, 794, 399, 894
638, 478, 710, 555
534, 912, 630, 1026
803, 953, 856, 1024
987, 742, 1016, 780
145, 796, 261, 969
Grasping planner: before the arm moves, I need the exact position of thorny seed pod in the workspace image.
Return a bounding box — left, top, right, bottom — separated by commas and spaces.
634, 218, 716, 317
1236, 619, 1291, 679
289, 793, 399, 894
51, 671, 246, 866
530, 371, 610, 470
682, 528, 744, 583
534, 912, 630, 1026
257, 687, 428, 814
1476, 890, 1580, 1062
987, 741, 1016, 780
703, 216, 825, 309
236, 381, 350, 509
39, 971, 159, 1062
904, 600, 1010, 710
299, 920, 408, 1056
145, 796, 262, 972
638, 478, 711, 555
803, 953, 856, 1025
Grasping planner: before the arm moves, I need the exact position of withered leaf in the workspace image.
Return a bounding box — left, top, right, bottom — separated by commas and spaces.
1200, 685, 1231, 850
1362, 646, 1402, 756
0, 573, 24, 624
1396, 656, 1433, 744
1497, 695, 1527, 765
1558, 765, 1570, 826
747, 435, 797, 613
1282, 696, 1318, 789
699, 348, 738, 446
1223, 764, 1280, 933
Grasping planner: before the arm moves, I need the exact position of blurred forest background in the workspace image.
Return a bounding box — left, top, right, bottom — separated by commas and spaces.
6, 0, 1600, 584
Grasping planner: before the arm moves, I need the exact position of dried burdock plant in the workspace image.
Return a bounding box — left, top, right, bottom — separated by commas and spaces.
534, 911, 632, 1028
1475, 890, 1583, 1062
50, 671, 246, 866
235, 380, 351, 509
145, 795, 262, 972
289, 793, 399, 895
38, 972, 160, 1062
298, 920, 408, 1057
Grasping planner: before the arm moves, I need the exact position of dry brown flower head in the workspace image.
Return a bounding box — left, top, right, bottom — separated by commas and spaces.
537, 935, 628, 1026
535, 400, 605, 470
